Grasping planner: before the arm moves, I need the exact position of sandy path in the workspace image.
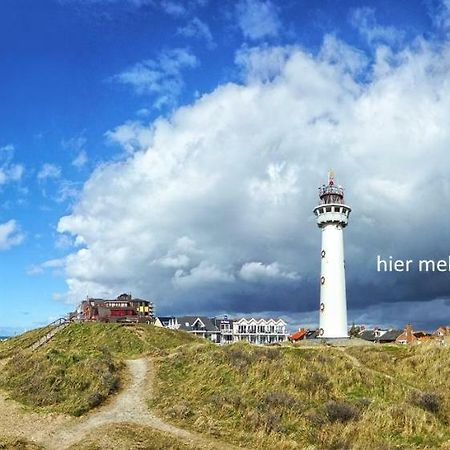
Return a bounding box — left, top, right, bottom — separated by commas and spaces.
0, 394, 70, 444
42, 358, 238, 450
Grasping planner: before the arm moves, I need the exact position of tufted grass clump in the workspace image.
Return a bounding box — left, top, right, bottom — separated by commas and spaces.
0, 346, 122, 416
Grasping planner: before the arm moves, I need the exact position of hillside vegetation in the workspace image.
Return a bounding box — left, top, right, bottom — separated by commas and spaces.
46, 322, 200, 357
151, 343, 450, 450
0, 323, 201, 416
0, 346, 121, 416
1, 323, 449, 449
0, 326, 55, 360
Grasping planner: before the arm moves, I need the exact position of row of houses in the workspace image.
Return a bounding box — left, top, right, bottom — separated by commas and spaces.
71, 295, 288, 344
358, 324, 450, 344
155, 316, 289, 344
71, 295, 449, 347
288, 324, 450, 345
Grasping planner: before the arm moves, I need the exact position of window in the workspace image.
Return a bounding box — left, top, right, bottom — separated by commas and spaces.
326, 207, 331, 212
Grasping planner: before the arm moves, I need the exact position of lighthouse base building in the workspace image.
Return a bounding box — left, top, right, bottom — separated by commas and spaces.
313, 172, 351, 339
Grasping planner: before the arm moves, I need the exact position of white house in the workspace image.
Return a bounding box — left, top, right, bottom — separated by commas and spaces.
232, 318, 288, 344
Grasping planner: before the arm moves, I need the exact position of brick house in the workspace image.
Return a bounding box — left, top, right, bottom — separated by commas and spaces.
395, 324, 432, 345
79, 293, 154, 323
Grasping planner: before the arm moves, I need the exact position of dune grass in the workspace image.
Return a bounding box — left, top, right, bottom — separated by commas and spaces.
2, 322, 448, 448
0, 346, 122, 416
151, 343, 450, 449
68, 423, 208, 450
0, 322, 202, 416
347, 344, 450, 424
0, 327, 54, 360
46, 322, 201, 358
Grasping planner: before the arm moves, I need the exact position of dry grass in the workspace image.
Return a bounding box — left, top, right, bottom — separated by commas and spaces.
0, 327, 54, 360
2, 324, 449, 449
347, 344, 450, 424
0, 323, 202, 416
47, 322, 202, 358
151, 343, 450, 449
0, 436, 42, 450
67, 423, 208, 450
0, 347, 122, 416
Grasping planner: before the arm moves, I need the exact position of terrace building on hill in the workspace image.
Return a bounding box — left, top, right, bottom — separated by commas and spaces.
78, 293, 154, 323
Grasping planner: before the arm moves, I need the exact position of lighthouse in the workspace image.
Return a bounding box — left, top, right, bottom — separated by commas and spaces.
313, 171, 351, 339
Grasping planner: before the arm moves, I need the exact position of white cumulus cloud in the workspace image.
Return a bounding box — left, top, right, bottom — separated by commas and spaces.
56, 33, 450, 323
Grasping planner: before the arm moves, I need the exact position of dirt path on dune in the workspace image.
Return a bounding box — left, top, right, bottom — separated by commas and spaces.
0, 357, 239, 449
41, 358, 238, 450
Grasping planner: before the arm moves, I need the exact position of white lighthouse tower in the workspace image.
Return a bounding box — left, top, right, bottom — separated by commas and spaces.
313, 171, 351, 339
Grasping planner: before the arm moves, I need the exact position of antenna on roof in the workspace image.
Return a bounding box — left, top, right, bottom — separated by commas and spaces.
328, 169, 335, 185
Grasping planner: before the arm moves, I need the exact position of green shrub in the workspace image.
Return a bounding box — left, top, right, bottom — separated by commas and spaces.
410, 391, 442, 414
324, 400, 359, 423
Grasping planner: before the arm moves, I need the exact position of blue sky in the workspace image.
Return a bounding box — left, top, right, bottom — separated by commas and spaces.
2, 0, 450, 335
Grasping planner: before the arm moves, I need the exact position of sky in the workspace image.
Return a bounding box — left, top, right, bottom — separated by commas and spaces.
2, 0, 450, 335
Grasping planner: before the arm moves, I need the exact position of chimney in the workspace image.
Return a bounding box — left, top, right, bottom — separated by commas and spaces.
405, 324, 413, 344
